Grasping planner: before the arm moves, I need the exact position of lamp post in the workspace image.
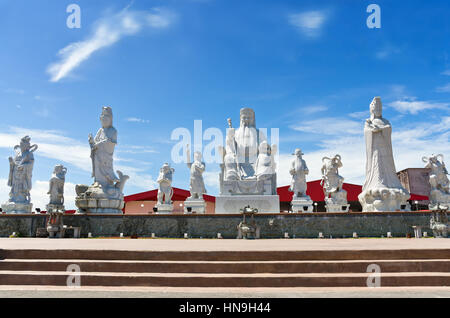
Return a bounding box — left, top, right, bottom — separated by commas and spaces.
314, 202, 318, 212
414, 200, 419, 211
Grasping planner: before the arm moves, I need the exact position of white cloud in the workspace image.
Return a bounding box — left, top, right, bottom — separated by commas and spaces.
442, 70, 450, 76
126, 117, 150, 124
387, 98, 449, 114
288, 10, 328, 38
47, 7, 175, 82
203, 170, 220, 191
277, 115, 450, 188
302, 105, 328, 114
375, 45, 401, 60
0, 179, 77, 211
0, 126, 158, 194
436, 83, 450, 93
290, 117, 363, 135
348, 111, 369, 119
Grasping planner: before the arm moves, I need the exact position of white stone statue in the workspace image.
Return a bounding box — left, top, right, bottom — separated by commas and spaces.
423, 154, 450, 210
289, 148, 313, 212
75, 107, 129, 214
321, 155, 349, 212
216, 108, 280, 214
184, 147, 207, 214
289, 149, 309, 198
186, 146, 206, 200
358, 97, 410, 212
218, 108, 277, 194
2, 136, 37, 214
155, 163, 174, 213
47, 164, 67, 213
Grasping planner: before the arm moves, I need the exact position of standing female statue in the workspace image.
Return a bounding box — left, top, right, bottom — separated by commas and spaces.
75, 106, 128, 214
358, 97, 410, 211
2, 136, 38, 213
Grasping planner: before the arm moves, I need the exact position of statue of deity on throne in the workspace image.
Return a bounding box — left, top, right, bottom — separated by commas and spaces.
219, 108, 277, 195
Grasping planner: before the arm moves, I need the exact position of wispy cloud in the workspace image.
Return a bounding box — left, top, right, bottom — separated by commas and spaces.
0, 126, 158, 193
3, 88, 25, 95
126, 117, 150, 124
277, 115, 450, 187
387, 98, 449, 114
436, 83, 450, 93
47, 7, 175, 82
288, 10, 328, 38
302, 105, 328, 115
290, 117, 362, 135
442, 70, 450, 76
375, 45, 401, 60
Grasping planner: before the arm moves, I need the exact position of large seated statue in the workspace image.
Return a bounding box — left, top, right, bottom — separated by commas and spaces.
423, 154, 450, 210
219, 108, 277, 195
358, 97, 410, 212
216, 107, 279, 213
321, 154, 350, 212
75, 107, 129, 214
2, 136, 38, 214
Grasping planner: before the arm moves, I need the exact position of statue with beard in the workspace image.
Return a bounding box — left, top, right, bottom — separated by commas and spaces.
217, 107, 280, 214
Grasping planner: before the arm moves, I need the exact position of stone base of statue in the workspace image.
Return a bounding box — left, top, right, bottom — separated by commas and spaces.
155, 203, 173, 214
291, 196, 314, 213
325, 203, 350, 213
429, 189, 450, 210
1, 201, 33, 214
75, 183, 124, 215
358, 187, 410, 212
184, 198, 206, 214
215, 195, 280, 214
46, 204, 65, 214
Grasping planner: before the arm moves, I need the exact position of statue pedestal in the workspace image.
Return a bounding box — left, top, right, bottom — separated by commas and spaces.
155, 203, 173, 214
215, 195, 280, 214
46, 204, 65, 213
429, 189, 450, 210
291, 196, 314, 213
1, 202, 33, 214
358, 188, 410, 212
75, 183, 124, 215
184, 199, 206, 214
325, 203, 350, 213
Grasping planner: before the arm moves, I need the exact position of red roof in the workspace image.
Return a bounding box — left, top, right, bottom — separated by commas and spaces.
125, 181, 428, 203
124, 187, 216, 203
277, 180, 363, 202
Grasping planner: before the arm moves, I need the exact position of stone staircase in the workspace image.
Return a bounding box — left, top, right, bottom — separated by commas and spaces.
0, 248, 449, 288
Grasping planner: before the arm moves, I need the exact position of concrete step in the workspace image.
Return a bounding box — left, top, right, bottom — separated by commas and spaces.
3, 249, 450, 261
0, 271, 449, 287
1, 259, 449, 273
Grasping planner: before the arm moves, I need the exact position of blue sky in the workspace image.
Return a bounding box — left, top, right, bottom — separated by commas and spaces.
0, 0, 449, 209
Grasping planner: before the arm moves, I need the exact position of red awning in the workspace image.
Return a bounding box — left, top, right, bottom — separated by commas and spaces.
124, 187, 216, 203
125, 181, 428, 203
277, 180, 363, 202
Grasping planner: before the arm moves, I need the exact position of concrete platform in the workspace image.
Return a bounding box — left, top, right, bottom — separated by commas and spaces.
0, 237, 448, 251
0, 286, 449, 298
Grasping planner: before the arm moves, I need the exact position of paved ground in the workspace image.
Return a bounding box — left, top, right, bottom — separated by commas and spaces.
1, 237, 449, 251
0, 286, 449, 298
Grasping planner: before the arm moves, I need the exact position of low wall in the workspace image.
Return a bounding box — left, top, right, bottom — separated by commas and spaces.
0, 212, 435, 238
